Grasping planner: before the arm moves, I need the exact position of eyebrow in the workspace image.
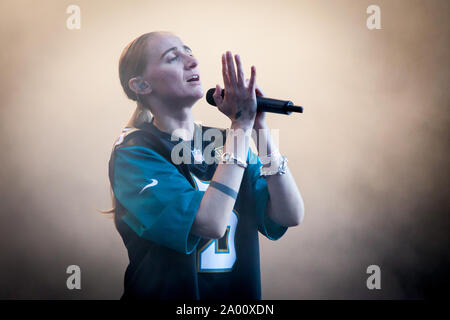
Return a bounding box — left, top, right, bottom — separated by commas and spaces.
160, 45, 192, 59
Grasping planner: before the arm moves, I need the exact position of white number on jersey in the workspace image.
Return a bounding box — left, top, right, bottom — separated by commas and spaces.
191, 173, 239, 273
197, 211, 238, 272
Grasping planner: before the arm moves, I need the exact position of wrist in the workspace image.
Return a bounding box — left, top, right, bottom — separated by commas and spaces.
260, 154, 288, 177
260, 150, 281, 166
253, 120, 268, 130
230, 122, 254, 134
220, 151, 248, 169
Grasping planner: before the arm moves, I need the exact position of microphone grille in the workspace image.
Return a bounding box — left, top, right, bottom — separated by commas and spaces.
205, 88, 217, 106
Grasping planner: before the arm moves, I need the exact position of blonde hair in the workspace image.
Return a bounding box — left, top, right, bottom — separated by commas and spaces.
99, 32, 161, 215
119, 32, 155, 101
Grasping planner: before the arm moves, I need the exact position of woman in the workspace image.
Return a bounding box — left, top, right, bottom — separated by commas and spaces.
108, 31, 304, 300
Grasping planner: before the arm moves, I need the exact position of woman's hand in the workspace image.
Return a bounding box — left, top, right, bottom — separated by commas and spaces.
244, 79, 267, 130
213, 51, 257, 130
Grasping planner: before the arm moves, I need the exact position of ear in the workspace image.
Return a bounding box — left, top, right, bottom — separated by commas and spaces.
129, 77, 152, 95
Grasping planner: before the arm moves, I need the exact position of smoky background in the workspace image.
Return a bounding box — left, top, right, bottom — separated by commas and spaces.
0, 0, 448, 299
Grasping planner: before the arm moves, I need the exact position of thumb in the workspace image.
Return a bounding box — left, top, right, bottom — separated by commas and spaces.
213, 84, 223, 106
255, 86, 265, 97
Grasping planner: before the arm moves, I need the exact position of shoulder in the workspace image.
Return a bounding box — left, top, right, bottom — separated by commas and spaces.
109, 127, 169, 167
112, 127, 150, 150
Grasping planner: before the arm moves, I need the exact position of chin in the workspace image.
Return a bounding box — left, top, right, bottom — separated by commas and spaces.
182, 92, 203, 106
192, 87, 204, 100
196, 89, 204, 99
177, 86, 204, 105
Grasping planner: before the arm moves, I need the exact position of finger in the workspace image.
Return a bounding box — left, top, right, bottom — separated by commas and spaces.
255, 85, 265, 97
226, 51, 238, 88
213, 84, 223, 106
235, 54, 245, 86
221, 54, 231, 89
245, 78, 264, 96
247, 66, 256, 94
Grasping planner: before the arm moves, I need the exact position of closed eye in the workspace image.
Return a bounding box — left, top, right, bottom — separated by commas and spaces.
162, 45, 194, 61
169, 52, 194, 63
185, 48, 193, 56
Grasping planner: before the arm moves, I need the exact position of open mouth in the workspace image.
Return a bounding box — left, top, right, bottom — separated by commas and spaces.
187, 74, 200, 82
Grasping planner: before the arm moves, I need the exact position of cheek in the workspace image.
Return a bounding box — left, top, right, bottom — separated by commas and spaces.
152, 68, 183, 91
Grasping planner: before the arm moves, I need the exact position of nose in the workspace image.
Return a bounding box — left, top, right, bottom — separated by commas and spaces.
184, 54, 198, 70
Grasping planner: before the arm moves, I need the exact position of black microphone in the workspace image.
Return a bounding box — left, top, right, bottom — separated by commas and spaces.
206, 88, 303, 115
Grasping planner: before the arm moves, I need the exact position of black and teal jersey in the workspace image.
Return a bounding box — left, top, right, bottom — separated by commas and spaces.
108, 117, 288, 300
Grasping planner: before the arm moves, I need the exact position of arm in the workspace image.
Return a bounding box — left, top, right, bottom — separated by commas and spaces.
191, 122, 252, 239
191, 51, 258, 239
252, 120, 305, 227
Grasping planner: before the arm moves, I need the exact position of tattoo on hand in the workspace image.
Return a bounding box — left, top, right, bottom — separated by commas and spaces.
235, 110, 242, 119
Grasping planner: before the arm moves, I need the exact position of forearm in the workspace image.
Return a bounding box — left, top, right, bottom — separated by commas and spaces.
192, 123, 251, 238
254, 123, 305, 226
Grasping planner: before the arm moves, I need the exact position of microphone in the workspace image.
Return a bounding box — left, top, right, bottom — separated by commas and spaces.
206, 88, 303, 115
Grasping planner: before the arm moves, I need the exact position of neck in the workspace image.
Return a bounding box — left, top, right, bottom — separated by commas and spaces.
127, 104, 152, 128
132, 94, 198, 141
152, 107, 195, 141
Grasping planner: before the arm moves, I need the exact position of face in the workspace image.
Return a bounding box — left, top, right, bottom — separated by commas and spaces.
141, 33, 203, 105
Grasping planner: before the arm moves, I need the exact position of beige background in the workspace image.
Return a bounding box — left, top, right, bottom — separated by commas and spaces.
0, 0, 448, 299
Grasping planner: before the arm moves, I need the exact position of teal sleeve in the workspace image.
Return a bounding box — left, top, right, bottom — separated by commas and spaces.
113, 146, 203, 254
247, 149, 288, 240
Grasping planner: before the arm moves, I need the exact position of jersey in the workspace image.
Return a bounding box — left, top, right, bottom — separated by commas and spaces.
108, 117, 288, 300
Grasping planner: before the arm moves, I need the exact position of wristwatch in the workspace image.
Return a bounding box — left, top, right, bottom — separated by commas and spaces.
220, 152, 248, 169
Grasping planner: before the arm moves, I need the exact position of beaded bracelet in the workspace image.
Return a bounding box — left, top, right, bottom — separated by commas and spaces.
260, 155, 288, 177
259, 150, 282, 166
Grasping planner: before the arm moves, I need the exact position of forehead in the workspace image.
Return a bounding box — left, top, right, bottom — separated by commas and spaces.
146, 33, 185, 61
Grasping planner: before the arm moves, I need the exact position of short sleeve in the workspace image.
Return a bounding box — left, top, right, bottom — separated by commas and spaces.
112, 146, 204, 254
246, 149, 288, 240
